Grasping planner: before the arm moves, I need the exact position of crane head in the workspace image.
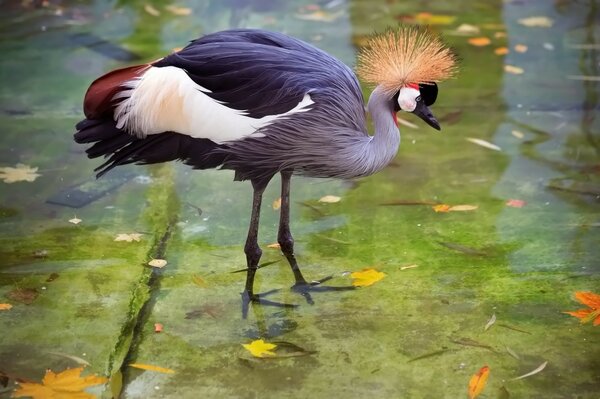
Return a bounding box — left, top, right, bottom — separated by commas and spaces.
394, 83, 440, 130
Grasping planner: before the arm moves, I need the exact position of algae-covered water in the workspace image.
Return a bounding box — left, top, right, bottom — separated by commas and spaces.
0, 0, 599, 398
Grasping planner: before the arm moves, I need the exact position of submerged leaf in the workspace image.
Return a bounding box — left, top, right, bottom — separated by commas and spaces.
449, 205, 478, 212
154, 323, 163, 333
0, 303, 12, 310
506, 199, 526, 208
495, 47, 509, 55
518, 16, 554, 27
467, 137, 501, 151
505, 346, 520, 360
514, 44, 528, 53
47, 351, 91, 366
242, 339, 277, 358
129, 363, 174, 374
468, 365, 490, 399
143, 4, 160, 16
13, 367, 107, 399
455, 24, 480, 35
0, 164, 41, 183
415, 12, 456, 25
318, 195, 341, 203
191, 275, 208, 287
511, 361, 547, 380
350, 268, 385, 287
484, 313, 497, 331
114, 233, 142, 242
165, 5, 192, 16
68, 217, 82, 225
272, 197, 281, 210
504, 65, 525, 75
148, 259, 167, 268
511, 130, 524, 139
400, 264, 419, 270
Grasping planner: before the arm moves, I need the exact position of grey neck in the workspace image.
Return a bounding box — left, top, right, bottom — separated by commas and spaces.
362, 85, 401, 175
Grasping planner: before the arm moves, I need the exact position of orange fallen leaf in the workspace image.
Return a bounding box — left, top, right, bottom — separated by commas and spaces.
494, 47, 509, 55
433, 204, 451, 213
514, 44, 528, 53
154, 323, 163, 333
13, 367, 107, 399
0, 303, 12, 310
468, 37, 491, 47
506, 199, 526, 208
350, 268, 385, 287
129, 363, 175, 374
564, 291, 600, 326
468, 365, 490, 399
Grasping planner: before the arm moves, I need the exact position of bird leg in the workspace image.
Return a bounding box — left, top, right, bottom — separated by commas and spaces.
278, 171, 355, 305
241, 176, 296, 317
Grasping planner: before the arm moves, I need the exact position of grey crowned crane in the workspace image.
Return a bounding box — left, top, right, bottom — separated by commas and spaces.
75, 27, 457, 308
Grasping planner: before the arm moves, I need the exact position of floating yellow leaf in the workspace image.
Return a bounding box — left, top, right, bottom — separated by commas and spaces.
494, 47, 509, 55
68, 217, 82, 225
114, 233, 142, 242
433, 204, 451, 213
318, 195, 341, 203
129, 363, 175, 374
0, 303, 12, 310
165, 4, 192, 16
267, 243, 281, 249
414, 12, 456, 25
148, 259, 167, 268
350, 268, 385, 287
518, 16, 554, 27
564, 291, 600, 326
494, 31, 507, 38
514, 44, 528, 53
272, 197, 281, 210
449, 204, 478, 212
0, 163, 41, 183
468, 37, 491, 47
468, 365, 490, 399
13, 367, 108, 399
144, 4, 160, 16
242, 339, 277, 358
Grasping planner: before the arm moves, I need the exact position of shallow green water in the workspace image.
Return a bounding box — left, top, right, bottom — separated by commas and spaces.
0, 0, 598, 398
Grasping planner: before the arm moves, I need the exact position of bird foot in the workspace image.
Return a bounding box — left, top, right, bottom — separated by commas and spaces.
241, 289, 298, 318
291, 276, 356, 305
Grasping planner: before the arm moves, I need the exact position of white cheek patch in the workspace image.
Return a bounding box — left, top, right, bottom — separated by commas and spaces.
397, 87, 420, 112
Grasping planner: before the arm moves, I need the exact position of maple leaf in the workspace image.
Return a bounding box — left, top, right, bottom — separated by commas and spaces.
564, 291, 600, 326
242, 339, 277, 358
13, 367, 107, 399
0, 164, 41, 183
468, 365, 490, 399
350, 268, 385, 287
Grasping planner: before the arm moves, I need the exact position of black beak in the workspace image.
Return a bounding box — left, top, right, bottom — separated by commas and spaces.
413, 101, 441, 131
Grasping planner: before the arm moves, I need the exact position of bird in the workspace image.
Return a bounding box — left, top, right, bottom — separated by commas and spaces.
74, 27, 457, 308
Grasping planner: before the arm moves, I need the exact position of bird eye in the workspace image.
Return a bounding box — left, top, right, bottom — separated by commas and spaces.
416, 96, 422, 102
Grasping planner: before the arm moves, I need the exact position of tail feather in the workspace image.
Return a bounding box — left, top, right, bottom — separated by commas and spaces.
74, 118, 227, 178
